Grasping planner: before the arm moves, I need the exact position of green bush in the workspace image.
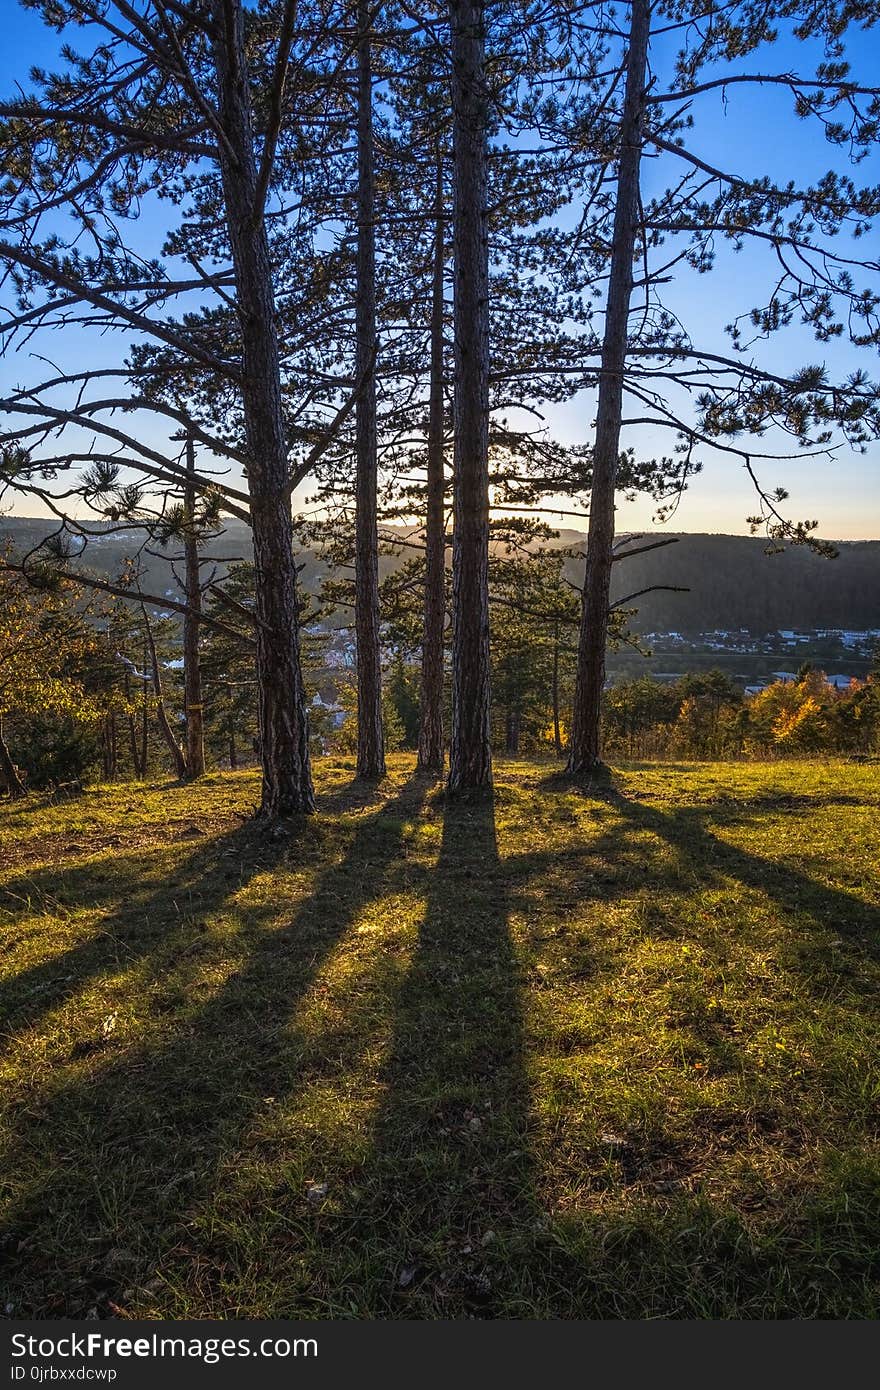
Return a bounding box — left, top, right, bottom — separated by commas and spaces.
10, 714, 101, 788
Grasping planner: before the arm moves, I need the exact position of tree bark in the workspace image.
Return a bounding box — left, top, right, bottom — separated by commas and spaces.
183, 437, 206, 779
0, 713, 26, 798
210, 0, 314, 816
568, 0, 650, 777
354, 0, 385, 780
447, 0, 492, 793
418, 156, 447, 774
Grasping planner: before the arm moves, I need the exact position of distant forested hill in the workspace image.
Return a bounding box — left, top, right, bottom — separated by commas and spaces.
2, 517, 877, 634
604, 534, 880, 633
0, 516, 330, 609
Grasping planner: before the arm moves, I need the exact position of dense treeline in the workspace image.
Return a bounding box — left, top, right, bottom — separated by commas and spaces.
1, 0, 879, 806
603, 667, 880, 761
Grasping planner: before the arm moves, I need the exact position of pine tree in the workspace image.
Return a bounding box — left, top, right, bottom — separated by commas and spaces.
447, 0, 492, 791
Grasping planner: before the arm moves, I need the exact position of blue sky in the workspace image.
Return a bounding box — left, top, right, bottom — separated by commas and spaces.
1, 3, 878, 539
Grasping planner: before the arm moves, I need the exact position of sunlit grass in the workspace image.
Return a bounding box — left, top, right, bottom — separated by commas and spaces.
1, 755, 878, 1317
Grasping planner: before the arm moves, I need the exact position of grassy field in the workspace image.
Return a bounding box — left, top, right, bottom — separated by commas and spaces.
1, 755, 879, 1319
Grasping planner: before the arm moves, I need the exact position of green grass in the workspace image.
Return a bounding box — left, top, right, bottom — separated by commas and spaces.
1, 755, 879, 1318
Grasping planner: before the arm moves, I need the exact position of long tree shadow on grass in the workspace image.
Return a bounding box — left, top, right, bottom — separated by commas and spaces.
315, 775, 389, 816
5, 770, 878, 1317
515, 773, 880, 1315
602, 784, 880, 966
0, 778, 428, 1317
305, 790, 547, 1318
539, 768, 880, 957
0, 770, 416, 1042
309, 779, 878, 1317
0, 841, 270, 1040
309, 782, 879, 1318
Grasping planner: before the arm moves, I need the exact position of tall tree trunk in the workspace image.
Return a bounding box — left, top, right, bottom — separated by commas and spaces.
418, 156, 447, 774
552, 619, 563, 758
567, 0, 650, 777
210, 0, 314, 816
0, 713, 26, 798
447, 0, 492, 793
143, 607, 188, 780
354, 0, 385, 780
183, 437, 206, 779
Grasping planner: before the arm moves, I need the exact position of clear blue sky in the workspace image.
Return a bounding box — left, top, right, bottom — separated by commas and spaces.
1, 3, 878, 539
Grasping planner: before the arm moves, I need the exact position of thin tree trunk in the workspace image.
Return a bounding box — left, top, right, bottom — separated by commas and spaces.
183, 437, 206, 779
354, 0, 385, 780
418, 156, 447, 774
100, 712, 118, 781
229, 718, 238, 770
140, 653, 149, 777
108, 712, 117, 780
101, 713, 117, 781
0, 713, 26, 798
143, 607, 188, 780
568, 0, 650, 777
127, 712, 139, 776
142, 716, 150, 775
552, 619, 563, 757
125, 670, 144, 777
126, 699, 145, 778
210, 0, 314, 816
101, 715, 110, 781
447, 0, 492, 793
505, 708, 520, 755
